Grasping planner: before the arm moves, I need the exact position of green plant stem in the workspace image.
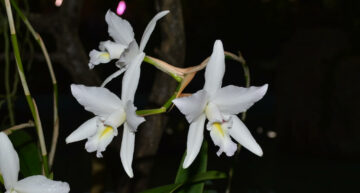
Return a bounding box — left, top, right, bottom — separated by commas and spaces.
136, 78, 182, 116
4, 0, 49, 177
3, 20, 15, 125
10, 0, 59, 170
144, 56, 183, 82
136, 107, 166, 116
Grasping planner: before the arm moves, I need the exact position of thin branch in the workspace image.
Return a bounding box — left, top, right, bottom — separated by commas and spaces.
32, 98, 49, 176
10, 0, 59, 170
3, 19, 15, 125
48, 117, 59, 169
4, 0, 50, 177
3, 120, 34, 135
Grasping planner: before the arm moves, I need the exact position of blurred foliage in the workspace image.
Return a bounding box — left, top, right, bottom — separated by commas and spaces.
175, 141, 208, 193
8, 130, 42, 177
142, 141, 226, 193
140, 171, 226, 193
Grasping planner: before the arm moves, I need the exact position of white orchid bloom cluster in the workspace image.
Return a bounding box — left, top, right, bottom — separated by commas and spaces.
173, 40, 268, 168
66, 10, 169, 178
0, 132, 70, 193
65, 9, 268, 179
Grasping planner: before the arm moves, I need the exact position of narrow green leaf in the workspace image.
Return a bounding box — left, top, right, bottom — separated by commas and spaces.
140, 171, 226, 193
175, 141, 208, 193
9, 131, 42, 177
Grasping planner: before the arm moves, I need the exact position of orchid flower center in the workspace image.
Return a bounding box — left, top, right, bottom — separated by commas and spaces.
100, 52, 110, 59
6, 189, 17, 193
213, 122, 225, 137
100, 126, 114, 139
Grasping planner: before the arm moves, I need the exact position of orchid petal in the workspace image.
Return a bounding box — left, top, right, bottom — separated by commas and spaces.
65, 117, 98, 144
207, 122, 237, 157
99, 40, 127, 59
183, 114, 206, 169
14, 175, 70, 193
125, 101, 145, 132
71, 84, 123, 118
0, 132, 19, 190
101, 68, 126, 87
104, 108, 126, 129
229, 115, 263, 156
121, 53, 145, 102
212, 84, 268, 115
139, 10, 169, 51
85, 124, 116, 158
116, 41, 140, 68
203, 40, 225, 96
88, 50, 111, 69
120, 123, 135, 178
173, 90, 208, 123
105, 10, 134, 45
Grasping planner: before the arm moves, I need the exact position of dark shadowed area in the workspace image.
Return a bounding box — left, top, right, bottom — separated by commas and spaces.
0, 0, 359, 193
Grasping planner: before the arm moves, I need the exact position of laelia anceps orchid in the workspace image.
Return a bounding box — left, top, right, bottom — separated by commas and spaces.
89, 10, 169, 87
66, 52, 145, 178
0, 132, 70, 193
173, 40, 268, 168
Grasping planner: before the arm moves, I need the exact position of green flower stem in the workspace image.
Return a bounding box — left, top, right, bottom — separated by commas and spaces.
136, 78, 182, 117
3, 20, 15, 125
4, 0, 49, 177
136, 107, 166, 116
10, 0, 59, 170
143, 56, 183, 82
163, 92, 178, 110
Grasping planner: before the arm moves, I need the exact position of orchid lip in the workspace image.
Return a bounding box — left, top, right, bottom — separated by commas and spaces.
99, 126, 113, 139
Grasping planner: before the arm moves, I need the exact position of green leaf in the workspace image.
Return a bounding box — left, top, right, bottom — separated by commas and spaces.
175, 141, 208, 193
0, 173, 4, 184
9, 130, 42, 177
140, 171, 226, 193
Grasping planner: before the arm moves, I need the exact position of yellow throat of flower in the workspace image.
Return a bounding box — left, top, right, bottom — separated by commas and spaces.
213, 123, 225, 137
100, 126, 113, 138
100, 52, 110, 59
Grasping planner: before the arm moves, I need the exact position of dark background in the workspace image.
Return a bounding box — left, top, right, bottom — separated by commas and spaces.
1, 0, 360, 193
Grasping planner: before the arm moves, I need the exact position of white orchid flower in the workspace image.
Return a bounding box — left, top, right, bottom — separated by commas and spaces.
66, 52, 146, 178
173, 40, 268, 168
88, 10, 134, 69
0, 132, 70, 193
89, 10, 169, 87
